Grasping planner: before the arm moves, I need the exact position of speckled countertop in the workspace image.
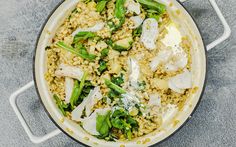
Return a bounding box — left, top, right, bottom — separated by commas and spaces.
0, 0, 235, 146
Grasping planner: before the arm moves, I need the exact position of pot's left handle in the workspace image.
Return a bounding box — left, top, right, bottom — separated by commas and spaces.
9, 81, 61, 144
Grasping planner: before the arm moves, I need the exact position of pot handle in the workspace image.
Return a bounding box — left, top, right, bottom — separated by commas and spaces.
180, 0, 231, 51
9, 81, 61, 144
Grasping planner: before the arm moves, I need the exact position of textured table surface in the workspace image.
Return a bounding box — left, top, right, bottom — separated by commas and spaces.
0, 0, 235, 146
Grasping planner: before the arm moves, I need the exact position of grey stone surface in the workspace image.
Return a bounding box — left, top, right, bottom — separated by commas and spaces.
0, 0, 235, 146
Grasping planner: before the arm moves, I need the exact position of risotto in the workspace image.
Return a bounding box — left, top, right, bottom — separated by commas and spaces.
45, 0, 196, 141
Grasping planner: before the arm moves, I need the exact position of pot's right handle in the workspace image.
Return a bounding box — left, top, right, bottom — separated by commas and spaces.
180, 0, 231, 51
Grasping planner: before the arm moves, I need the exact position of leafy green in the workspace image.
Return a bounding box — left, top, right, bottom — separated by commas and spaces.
104, 79, 126, 94
70, 71, 88, 107
115, 0, 126, 20
137, 0, 166, 14
133, 26, 142, 37
57, 41, 97, 61
96, 1, 108, 12
110, 108, 138, 140
96, 111, 112, 137
127, 116, 138, 128
111, 118, 124, 129
111, 73, 124, 86
112, 108, 127, 118
100, 48, 109, 58
73, 31, 96, 44
98, 60, 108, 73
53, 94, 69, 116
114, 0, 126, 29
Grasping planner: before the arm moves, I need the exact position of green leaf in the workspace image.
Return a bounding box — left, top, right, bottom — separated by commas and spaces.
115, 0, 126, 19
53, 94, 69, 116
96, 111, 111, 137
111, 73, 124, 86
125, 129, 132, 140
70, 71, 88, 107
73, 31, 96, 44
127, 116, 138, 127
105, 39, 113, 46
104, 79, 126, 94
114, 0, 126, 29
98, 60, 108, 73
100, 48, 109, 58
111, 118, 124, 129
96, 1, 107, 12
56, 41, 97, 61
137, 0, 166, 14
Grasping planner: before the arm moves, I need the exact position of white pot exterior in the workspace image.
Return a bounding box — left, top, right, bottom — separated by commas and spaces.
34, 0, 207, 146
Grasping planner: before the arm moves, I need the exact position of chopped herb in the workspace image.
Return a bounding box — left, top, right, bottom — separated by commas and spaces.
146, 9, 162, 21
45, 46, 51, 50
98, 60, 108, 73
111, 73, 124, 86
138, 81, 146, 91
72, 8, 79, 13
100, 48, 109, 58
96, 1, 108, 12
133, 26, 142, 37
105, 39, 113, 46
57, 41, 97, 61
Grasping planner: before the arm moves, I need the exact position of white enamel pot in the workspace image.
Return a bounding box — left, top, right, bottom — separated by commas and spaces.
10, 0, 231, 146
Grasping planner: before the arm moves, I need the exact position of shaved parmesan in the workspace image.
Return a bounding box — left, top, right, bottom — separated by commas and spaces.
162, 104, 178, 123
65, 77, 74, 104
140, 18, 159, 50
85, 87, 103, 116
128, 57, 140, 89
71, 86, 103, 121
72, 22, 105, 36
81, 108, 111, 135
168, 69, 192, 93
150, 49, 173, 71
125, 0, 141, 15
130, 16, 144, 29
55, 64, 84, 80
161, 23, 182, 49
148, 93, 161, 106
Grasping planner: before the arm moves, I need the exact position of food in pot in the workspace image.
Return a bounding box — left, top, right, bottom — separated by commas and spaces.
45, 0, 197, 141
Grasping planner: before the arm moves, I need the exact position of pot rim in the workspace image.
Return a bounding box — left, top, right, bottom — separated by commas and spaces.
33, 0, 208, 146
